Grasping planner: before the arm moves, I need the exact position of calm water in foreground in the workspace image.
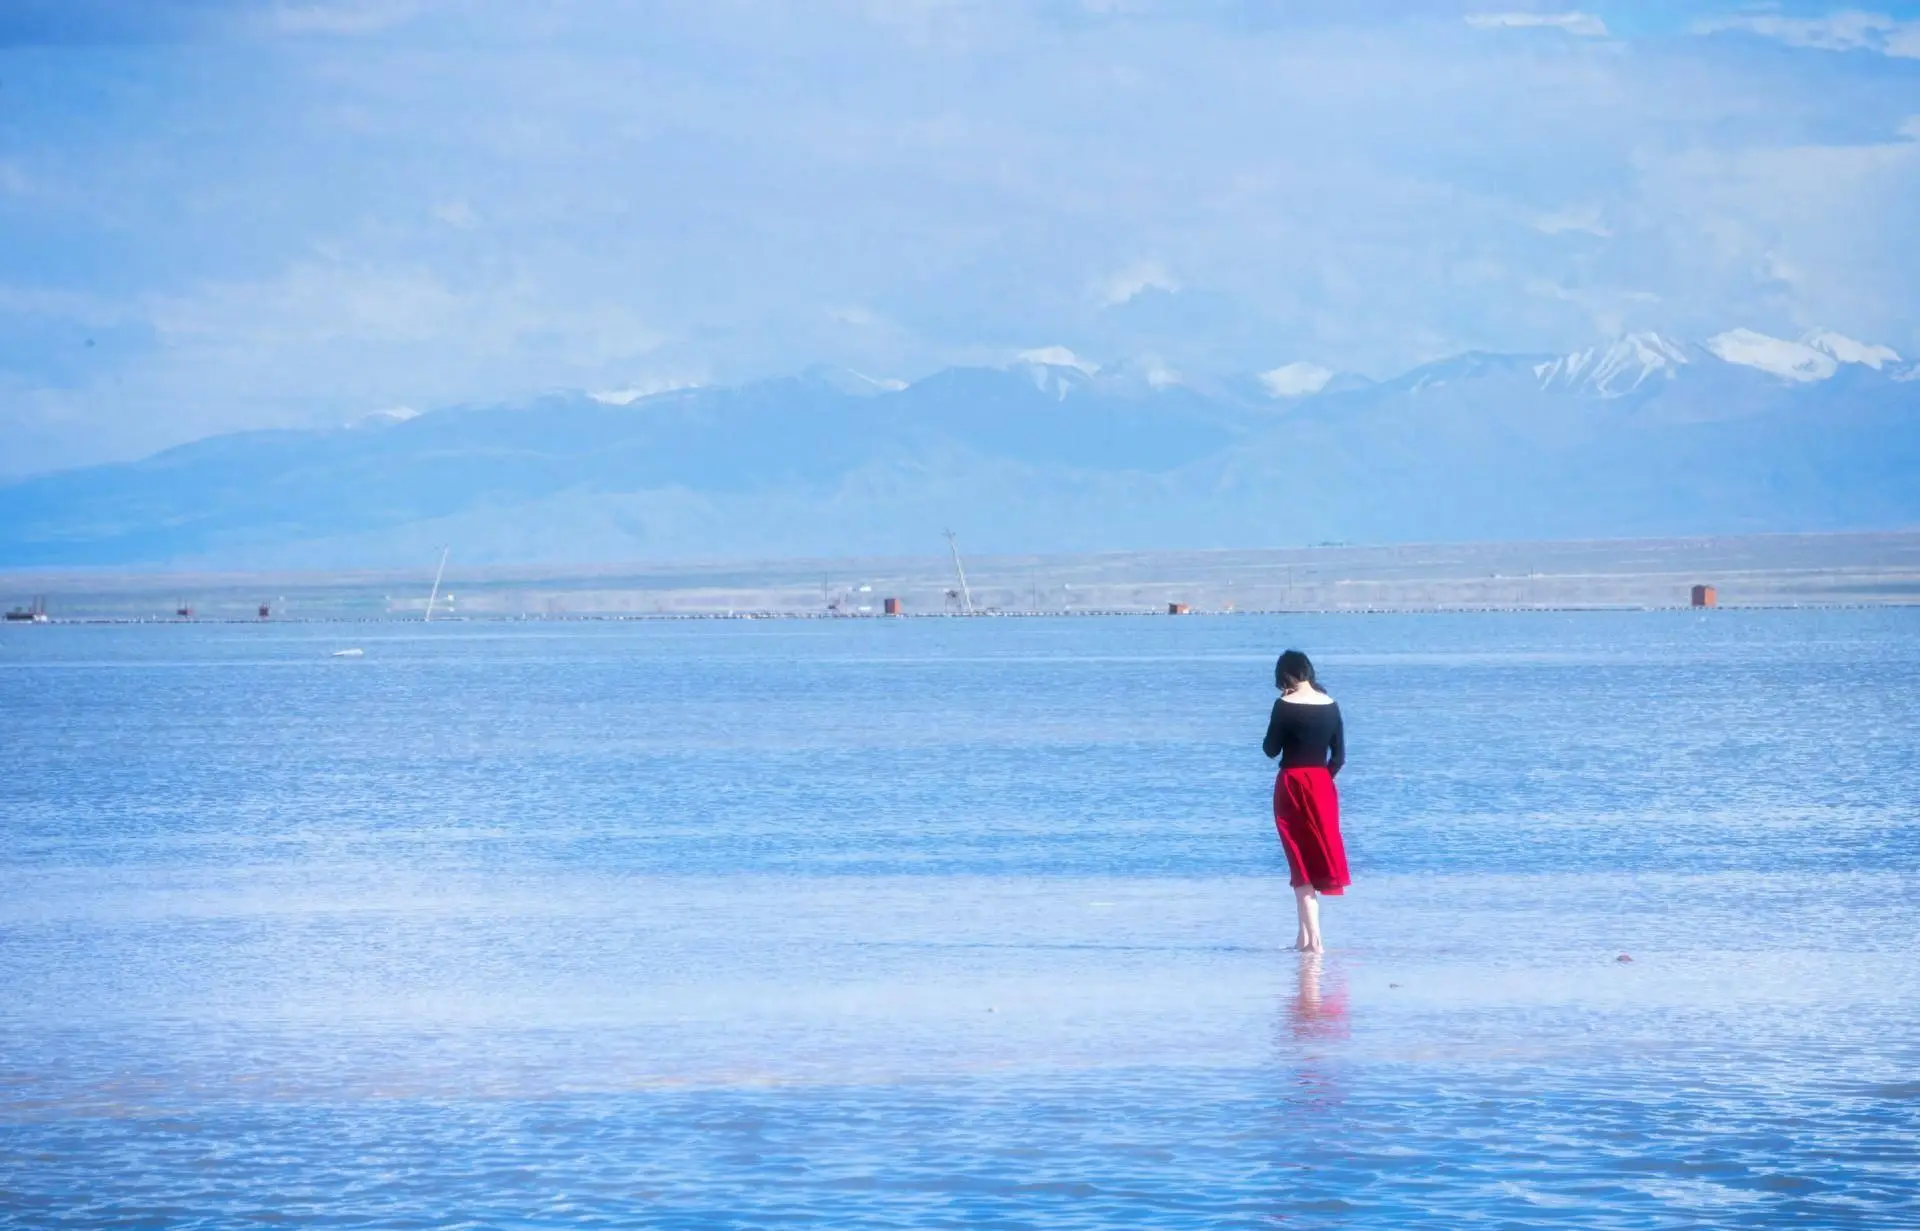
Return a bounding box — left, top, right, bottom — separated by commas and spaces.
3, 611, 1918, 1228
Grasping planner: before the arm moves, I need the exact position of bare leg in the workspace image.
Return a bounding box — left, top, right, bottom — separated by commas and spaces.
1293, 884, 1322, 952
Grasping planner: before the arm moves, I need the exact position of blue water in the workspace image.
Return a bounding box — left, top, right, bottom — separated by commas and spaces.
3, 611, 1918, 1228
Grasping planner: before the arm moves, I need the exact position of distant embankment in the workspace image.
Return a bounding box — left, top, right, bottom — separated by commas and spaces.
6, 532, 1919, 621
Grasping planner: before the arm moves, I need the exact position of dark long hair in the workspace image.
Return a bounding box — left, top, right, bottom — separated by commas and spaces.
1275, 649, 1319, 692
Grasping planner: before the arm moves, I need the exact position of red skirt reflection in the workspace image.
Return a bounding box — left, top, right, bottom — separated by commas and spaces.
1288, 954, 1350, 1043
1272, 767, 1350, 895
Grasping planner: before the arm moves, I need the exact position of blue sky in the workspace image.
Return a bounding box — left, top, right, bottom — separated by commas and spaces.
2, 0, 1918, 474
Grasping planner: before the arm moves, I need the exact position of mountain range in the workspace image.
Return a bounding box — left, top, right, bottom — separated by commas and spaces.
2, 328, 1915, 569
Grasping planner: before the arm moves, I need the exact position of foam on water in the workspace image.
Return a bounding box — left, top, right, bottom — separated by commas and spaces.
3, 612, 1917, 1227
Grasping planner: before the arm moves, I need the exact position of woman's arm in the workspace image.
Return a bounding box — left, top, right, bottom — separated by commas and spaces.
1327, 706, 1346, 778
1261, 700, 1285, 760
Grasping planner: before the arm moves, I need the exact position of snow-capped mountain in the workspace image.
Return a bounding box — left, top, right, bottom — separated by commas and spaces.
1706, 329, 1845, 382
1533, 332, 1691, 397
1704, 328, 1907, 384
1519, 328, 1909, 397
1259, 362, 1336, 398
3, 329, 1913, 567
1012, 326, 1909, 409
1012, 348, 1101, 399
799, 365, 909, 397
1804, 330, 1903, 371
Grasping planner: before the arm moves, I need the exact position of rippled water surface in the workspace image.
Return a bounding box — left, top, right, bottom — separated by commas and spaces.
4, 611, 1918, 1228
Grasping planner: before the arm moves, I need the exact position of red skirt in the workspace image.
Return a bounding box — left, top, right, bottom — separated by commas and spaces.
1273, 767, 1350, 895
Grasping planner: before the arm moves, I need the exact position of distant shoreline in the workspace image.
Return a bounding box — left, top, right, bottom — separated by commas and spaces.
7, 530, 1919, 621
10, 604, 1916, 627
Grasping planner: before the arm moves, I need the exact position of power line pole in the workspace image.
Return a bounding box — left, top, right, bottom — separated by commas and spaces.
943, 530, 975, 615
424, 546, 449, 622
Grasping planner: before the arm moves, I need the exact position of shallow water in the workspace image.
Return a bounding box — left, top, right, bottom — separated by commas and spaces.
3, 611, 1918, 1227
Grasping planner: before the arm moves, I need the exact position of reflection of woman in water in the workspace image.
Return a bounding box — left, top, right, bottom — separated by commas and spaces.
1287, 953, 1350, 1043
1262, 650, 1350, 952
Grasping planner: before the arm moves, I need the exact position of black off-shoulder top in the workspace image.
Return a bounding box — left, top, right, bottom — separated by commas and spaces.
1262, 697, 1345, 777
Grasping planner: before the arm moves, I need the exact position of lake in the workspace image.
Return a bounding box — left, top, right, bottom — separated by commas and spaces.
3, 611, 1917, 1227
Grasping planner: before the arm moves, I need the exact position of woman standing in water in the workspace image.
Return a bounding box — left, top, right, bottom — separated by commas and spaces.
1262, 650, 1350, 952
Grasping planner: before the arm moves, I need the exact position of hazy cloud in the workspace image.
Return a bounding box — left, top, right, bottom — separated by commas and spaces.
1098, 261, 1179, 307
4, 0, 1920, 474
1530, 204, 1612, 237
1465, 11, 1609, 37
1695, 11, 1920, 58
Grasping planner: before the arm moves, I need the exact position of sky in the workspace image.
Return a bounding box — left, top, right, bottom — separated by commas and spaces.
2, 0, 1918, 476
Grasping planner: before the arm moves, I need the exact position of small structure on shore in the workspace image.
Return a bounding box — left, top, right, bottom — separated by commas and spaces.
1690, 584, 1718, 608
883, 597, 902, 616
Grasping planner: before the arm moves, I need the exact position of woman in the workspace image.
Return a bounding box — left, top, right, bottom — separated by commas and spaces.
1262, 649, 1350, 952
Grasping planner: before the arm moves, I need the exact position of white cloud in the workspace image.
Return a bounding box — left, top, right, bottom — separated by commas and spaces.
350, 405, 419, 425
1531, 204, 1611, 237
433, 200, 480, 230
8, 1, 1920, 472
1695, 12, 1920, 59
1522, 280, 1661, 337
1098, 261, 1178, 307
23, 258, 677, 462
1017, 345, 1099, 373
1634, 127, 1920, 345
1465, 12, 1610, 38
1259, 361, 1334, 397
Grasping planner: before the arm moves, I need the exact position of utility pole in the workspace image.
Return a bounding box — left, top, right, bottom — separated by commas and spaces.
424, 546, 449, 622
943, 530, 975, 615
